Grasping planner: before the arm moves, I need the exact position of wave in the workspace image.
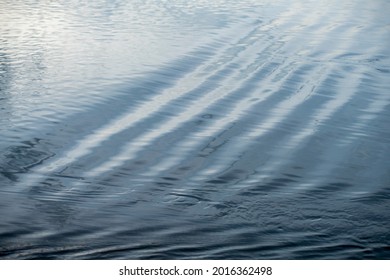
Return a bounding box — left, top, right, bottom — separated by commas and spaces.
1, 0, 389, 259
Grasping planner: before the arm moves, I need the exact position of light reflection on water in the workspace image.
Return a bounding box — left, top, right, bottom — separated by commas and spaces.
0, 0, 390, 259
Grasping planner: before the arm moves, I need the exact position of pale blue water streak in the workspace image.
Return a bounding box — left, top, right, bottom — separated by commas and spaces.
0, 0, 389, 259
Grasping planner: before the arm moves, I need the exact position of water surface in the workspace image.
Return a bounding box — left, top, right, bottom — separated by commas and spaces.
1, 0, 390, 259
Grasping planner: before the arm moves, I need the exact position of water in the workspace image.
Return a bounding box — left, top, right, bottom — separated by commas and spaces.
1, 0, 389, 259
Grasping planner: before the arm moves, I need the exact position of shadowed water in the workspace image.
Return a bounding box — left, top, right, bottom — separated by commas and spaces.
1, 0, 390, 259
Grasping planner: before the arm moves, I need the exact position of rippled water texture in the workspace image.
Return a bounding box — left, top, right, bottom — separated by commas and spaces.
1, 0, 390, 259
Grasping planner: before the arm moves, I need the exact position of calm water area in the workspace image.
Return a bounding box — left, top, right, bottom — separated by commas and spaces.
0, 0, 389, 259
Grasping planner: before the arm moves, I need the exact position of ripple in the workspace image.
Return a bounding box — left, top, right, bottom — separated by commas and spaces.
1, 0, 390, 260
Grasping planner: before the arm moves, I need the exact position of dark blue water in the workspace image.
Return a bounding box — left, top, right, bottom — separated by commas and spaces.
1, 0, 390, 259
